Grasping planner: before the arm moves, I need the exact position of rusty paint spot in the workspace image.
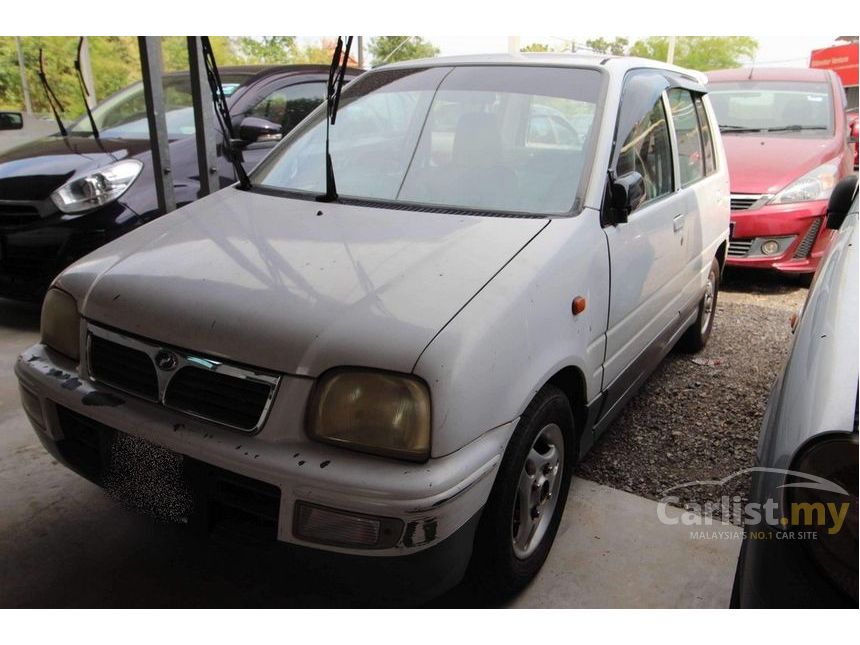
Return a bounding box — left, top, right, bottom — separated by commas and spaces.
112, 294, 121, 301
61, 377, 82, 391
173, 423, 185, 432
298, 460, 305, 466
320, 460, 330, 469
293, 452, 300, 458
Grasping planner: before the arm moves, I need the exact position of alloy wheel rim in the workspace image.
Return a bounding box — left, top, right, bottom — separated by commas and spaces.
511, 422, 565, 559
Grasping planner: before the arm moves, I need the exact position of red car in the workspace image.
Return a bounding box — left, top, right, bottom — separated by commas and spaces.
847, 107, 859, 168
707, 68, 855, 276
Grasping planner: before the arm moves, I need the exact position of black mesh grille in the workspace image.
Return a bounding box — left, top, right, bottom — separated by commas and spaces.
730, 196, 758, 211
55, 406, 116, 484
164, 367, 271, 430
793, 218, 822, 259
89, 335, 159, 400
0, 203, 40, 228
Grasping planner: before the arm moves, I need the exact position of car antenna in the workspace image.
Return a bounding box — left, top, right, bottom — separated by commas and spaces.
317, 36, 353, 203
200, 36, 251, 190
74, 37, 100, 139
37, 48, 67, 137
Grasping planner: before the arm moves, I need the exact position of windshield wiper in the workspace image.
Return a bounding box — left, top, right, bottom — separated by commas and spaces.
74, 37, 100, 139
37, 48, 67, 137
718, 124, 763, 133
317, 36, 353, 203
201, 36, 251, 190
762, 125, 828, 132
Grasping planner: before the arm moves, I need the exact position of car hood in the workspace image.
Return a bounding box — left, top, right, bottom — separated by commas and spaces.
58, 188, 548, 376
0, 135, 151, 201
721, 133, 840, 195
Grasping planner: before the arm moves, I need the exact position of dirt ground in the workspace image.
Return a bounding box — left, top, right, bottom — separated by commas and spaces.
577, 267, 808, 523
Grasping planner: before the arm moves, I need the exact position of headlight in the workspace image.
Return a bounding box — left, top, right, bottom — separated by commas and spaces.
770, 161, 839, 205
50, 159, 143, 214
307, 369, 431, 462
785, 433, 858, 602
41, 288, 81, 361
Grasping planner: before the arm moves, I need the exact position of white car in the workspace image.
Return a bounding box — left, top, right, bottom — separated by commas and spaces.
15, 53, 730, 602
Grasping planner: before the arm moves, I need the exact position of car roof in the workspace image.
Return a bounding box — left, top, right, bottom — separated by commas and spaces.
706, 67, 833, 83
162, 64, 363, 85
379, 52, 708, 84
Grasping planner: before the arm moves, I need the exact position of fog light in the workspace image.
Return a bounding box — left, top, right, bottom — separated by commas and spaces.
761, 240, 780, 255
294, 502, 403, 549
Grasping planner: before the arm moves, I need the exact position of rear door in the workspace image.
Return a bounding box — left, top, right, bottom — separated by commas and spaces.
601, 70, 688, 414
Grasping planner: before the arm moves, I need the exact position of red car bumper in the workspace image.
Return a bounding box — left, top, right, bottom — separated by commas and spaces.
727, 199, 836, 274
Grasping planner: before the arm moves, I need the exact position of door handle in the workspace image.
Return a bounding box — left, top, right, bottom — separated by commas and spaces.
673, 214, 685, 232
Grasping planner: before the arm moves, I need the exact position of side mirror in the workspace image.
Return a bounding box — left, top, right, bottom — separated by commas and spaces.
609, 171, 646, 224
0, 111, 23, 131
826, 175, 858, 230
238, 116, 282, 144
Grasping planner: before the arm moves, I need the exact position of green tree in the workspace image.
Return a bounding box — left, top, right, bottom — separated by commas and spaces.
520, 43, 553, 53
233, 36, 297, 65
161, 37, 237, 71
367, 36, 439, 67
585, 37, 629, 56
629, 36, 758, 71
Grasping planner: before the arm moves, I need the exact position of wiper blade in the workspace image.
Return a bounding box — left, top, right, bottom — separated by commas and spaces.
74, 37, 100, 139
317, 35, 353, 203
201, 36, 251, 190
37, 48, 67, 137
718, 125, 762, 133
762, 125, 828, 132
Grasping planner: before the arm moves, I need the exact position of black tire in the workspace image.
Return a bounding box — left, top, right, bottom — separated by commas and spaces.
678, 257, 720, 353
469, 385, 576, 601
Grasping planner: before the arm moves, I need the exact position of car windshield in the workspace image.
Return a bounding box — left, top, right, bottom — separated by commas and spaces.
252, 65, 603, 215
68, 73, 250, 139
708, 80, 834, 135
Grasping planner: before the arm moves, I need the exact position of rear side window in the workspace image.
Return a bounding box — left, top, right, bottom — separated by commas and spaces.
248, 82, 326, 135
694, 97, 716, 175
668, 88, 705, 187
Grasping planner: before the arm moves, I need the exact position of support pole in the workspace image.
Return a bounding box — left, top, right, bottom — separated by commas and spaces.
667, 36, 677, 65
79, 37, 97, 108
186, 37, 219, 197
357, 36, 364, 69
138, 37, 176, 213
15, 37, 32, 116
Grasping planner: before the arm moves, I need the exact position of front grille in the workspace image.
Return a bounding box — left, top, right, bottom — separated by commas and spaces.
165, 367, 272, 431
0, 203, 40, 228
55, 405, 116, 484
730, 194, 762, 211
86, 324, 279, 432
793, 217, 822, 259
728, 238, 753, 257
89, 335, 159, 400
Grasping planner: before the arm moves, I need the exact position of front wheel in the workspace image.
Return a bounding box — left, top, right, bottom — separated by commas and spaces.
469, 385, 576, 600
678, 257, 720, 353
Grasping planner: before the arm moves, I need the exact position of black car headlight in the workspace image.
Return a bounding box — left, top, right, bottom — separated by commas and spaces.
40, 288, 81, 361
50, 159, 142, 214
306, 369, 431, 462
785, 433, 858, 601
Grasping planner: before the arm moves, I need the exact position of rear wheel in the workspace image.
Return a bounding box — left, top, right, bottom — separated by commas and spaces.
470, 385, 576, 600
679, 257, 720, 353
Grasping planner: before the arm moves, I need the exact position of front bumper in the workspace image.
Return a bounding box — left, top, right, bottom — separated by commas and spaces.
727, 200, 835, 274
0, 201, 140, 301
15, 342, 508, 594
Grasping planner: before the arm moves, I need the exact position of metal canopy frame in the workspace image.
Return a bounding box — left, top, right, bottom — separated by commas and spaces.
137, 36, 220, 215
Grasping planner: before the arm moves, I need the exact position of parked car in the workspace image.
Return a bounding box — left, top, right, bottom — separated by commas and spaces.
847, 107, 858, 169
706, 68, 854, 277
15, 54, 729, 602
731, 174, 858, 608
0, 64, 360, 301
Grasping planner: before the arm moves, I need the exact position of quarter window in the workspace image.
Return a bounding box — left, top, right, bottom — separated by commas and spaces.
694, 96, 716, 175
668, 89, 705, 187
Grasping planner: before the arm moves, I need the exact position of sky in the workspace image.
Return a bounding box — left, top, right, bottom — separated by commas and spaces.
427, 35, 842, 66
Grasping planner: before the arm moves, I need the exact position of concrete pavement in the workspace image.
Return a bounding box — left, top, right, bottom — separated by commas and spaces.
0, 298, 740, 607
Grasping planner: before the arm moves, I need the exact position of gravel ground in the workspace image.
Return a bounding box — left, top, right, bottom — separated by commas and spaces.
576, 268, 808, 524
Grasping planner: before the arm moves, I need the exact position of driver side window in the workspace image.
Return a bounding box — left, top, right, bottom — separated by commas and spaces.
615, 96, 673, 206
248, 82, 326, 136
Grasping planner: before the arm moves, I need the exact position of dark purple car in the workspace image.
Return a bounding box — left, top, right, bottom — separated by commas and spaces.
0, 65, 360, 301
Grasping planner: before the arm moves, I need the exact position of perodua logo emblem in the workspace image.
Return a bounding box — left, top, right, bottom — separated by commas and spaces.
155, 350, 178, 371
